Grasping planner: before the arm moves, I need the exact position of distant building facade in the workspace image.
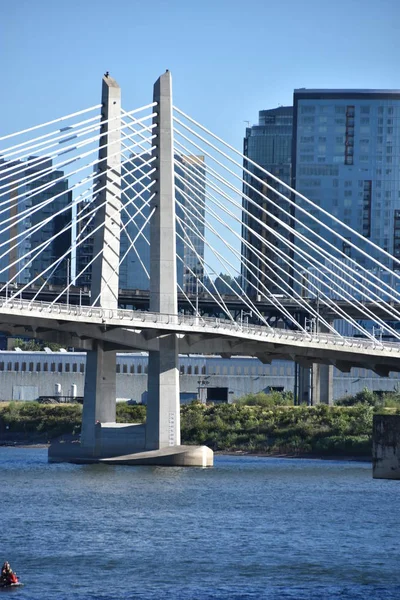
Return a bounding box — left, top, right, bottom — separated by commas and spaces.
241, 107, 293, 296
0, 350, 399, 404
292, 89, 400, 273
0, 157, 72, 287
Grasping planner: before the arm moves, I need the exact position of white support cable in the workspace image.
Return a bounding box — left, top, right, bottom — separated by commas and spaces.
174, 156, 380, 338
0, 101, 156, 153
2, 154, 157, 297
90, 205, 156, 308
111, 187, 201, 316
0, 170, 98, 272
1, 102, 155, 163
173, 134, 400, 310
192, 157, 400, 333
175, 186, 305, 332
53, 197, 154, 307
198, 177, 392, 342
173, 154, 329, 329
0, 114, 157, 199
175, 193, 272, 328
0, 137, 157, 249
0, 117, 156, 206
0, 104, 103, 142
174, 148, 385, 319
174, 167, 318, 333
5, 174, 128, 304
29, 188, 102, 304
175, 242, 234, 321
173, 113, 400, 284
176, 208, 266, 327
119, 165, 155, 280
204, 191, 381, 340
122, 118, 236, 324
0, 113, 157, 188
0, 165, 101, 262
1, 114, 102, 161
0, 119, 103, 176
182, 158, 393, 341
174, 205, 234, 321
73, 184, 155, 302
52, 167, 156, 300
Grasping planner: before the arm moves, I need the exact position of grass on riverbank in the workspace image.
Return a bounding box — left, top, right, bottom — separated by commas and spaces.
0, 390, 398, 454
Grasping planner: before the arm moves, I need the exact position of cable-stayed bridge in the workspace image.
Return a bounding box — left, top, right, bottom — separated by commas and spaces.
2, 71, 400, 465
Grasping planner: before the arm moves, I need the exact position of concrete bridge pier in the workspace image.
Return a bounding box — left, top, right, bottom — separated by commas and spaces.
146, 71, 181, 451
297, 320, 334, 405
49, 71, 213, 466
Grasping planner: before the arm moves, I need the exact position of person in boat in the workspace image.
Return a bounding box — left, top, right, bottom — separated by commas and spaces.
1, 562, 17, 585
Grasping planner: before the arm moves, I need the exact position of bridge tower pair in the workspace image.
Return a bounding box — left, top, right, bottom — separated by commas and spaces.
49, 72, 212, 466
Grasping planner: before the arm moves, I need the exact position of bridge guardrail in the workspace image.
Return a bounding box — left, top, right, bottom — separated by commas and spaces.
0, 298, 399, 355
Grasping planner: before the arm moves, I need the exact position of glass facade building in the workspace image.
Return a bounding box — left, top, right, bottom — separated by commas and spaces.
292, 90, 400, 277
241, 106, 293, 296
0, 157, 72, 287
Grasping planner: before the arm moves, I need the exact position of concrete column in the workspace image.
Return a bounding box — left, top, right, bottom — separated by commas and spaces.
81, 75, 120, 453
147, 71, 180, 450
298, 364, 311, 405
313, 363, 334, 405
313, 321, 334, 405
90, 74, 121, 310
81, 340, 117, 449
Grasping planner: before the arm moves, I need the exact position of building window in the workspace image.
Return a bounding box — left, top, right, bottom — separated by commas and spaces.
58, 363, 63, 373
194, 366, 199, 375
72, 363, 77, 373
29, 362, 34, 372
51, 363, 56, 373
80, 364, 85, 373
123, 364, 127, 374
21, 362, 26, 372
7, 362, 12, 372
0, 362, 4, 371
14, 362, 19, 372
43, 362, 48, 372
137, 365, 142, 374
116, 364, 120, 373
130, 365, 135, 374
65, 363, 70, 373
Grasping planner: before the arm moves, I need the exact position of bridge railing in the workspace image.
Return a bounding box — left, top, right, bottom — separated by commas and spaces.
1, 297, 400, 355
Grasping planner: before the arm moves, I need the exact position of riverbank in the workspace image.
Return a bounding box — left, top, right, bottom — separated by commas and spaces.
0, 400, 393, 458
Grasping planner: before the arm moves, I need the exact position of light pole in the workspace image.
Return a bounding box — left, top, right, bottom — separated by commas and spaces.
66, 258, 70, 306
305, 317, 316, 334
195, 276, 199, 318
240, 310, 252, 328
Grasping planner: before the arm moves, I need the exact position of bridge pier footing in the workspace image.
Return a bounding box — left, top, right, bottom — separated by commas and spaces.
373, 414, 400, 479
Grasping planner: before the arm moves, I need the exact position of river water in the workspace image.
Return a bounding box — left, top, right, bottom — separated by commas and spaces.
0, 448, 399, 600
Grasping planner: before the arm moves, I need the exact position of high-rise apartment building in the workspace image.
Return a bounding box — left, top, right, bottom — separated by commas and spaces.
241, 107, 293, 297
0, 157, 72, 287
292, 89, 400, 273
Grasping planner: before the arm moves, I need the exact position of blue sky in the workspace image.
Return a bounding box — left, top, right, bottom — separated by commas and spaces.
1, 0, 400, 279
2, 0, 400, 148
